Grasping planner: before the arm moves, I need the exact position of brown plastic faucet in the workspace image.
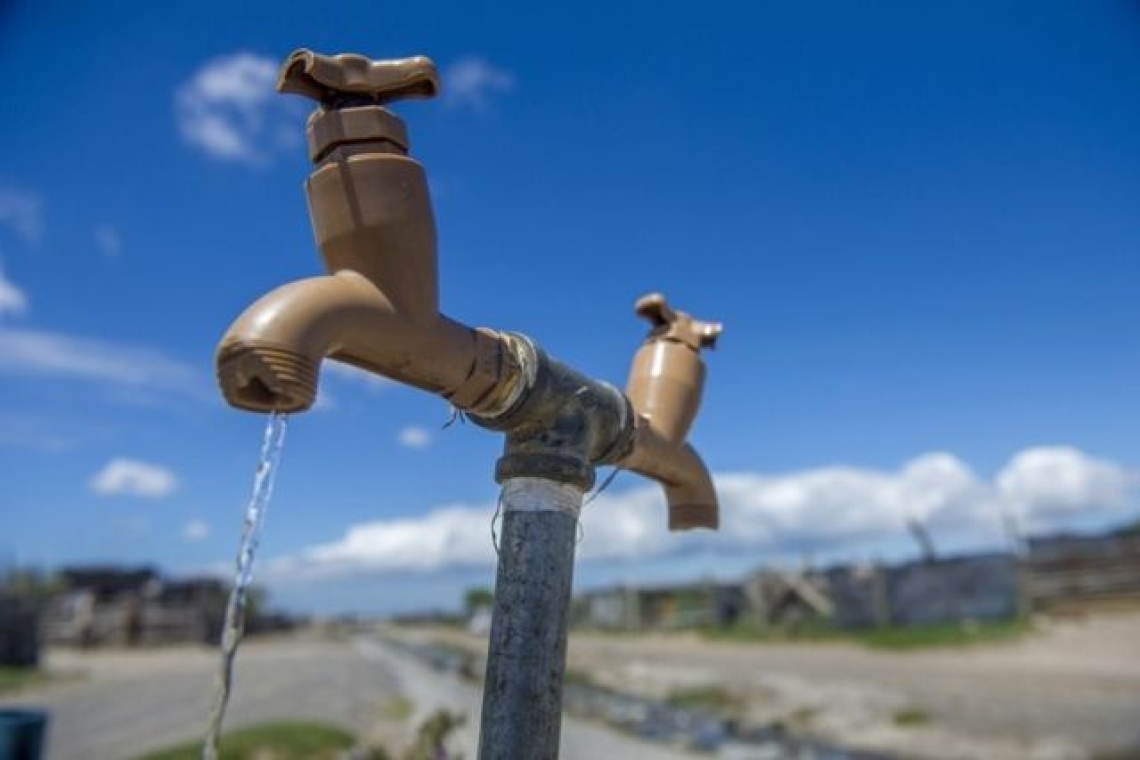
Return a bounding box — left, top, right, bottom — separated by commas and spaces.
621, 294, 723, 529
216, 50, 514, 416
215, 50, 723, 532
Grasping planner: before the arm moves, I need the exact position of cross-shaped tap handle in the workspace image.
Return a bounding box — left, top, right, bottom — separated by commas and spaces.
635, 293, 723, 351
277, 49, 440, 108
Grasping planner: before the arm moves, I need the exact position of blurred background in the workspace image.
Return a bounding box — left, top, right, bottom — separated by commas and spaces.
1, 1, 1137, 758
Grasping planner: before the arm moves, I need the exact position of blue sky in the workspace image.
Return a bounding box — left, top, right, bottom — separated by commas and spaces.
1, 1, 1138, 614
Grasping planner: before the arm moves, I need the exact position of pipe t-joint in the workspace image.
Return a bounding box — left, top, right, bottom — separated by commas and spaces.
470, 335, 635, 491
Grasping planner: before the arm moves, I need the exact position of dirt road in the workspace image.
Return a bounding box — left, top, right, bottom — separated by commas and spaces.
7, 617, 1136, 759
352, 634, 699, 760
0, 631, 700, 760
417, 613, 1140, 760
0, 634, 400, 759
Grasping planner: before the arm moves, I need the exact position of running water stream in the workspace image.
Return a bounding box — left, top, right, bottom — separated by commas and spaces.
202, 411, 289, 760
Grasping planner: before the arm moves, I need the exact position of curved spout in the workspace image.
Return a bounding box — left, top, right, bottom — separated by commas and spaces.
216, 270, 508, 414
621, 417, 718, 530
620, 294, 721, 531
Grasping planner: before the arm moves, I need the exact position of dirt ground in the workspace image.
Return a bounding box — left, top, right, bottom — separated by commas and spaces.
0, 633, 402, 760
0, 631, 701, 760
416, 612, 1140, 760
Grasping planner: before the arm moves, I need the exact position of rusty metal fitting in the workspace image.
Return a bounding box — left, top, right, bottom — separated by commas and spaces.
469, 334, 635, 490
443, 329, 528, 417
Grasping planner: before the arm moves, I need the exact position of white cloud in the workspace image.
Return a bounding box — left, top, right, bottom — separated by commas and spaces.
184, 519, 211, 542
0, 185, 42, 244
996, 446, 1137, 528
278, 504, 495, 576
268, 447, 1138, 579
0, 327, 202, 398
709, 453, 990, 556
175, 52, 302, 165
0, 263, 28, 317
91, 458, 178, 498
397, 425, 431, 449
444, 57, 515, 112
93, 225, 121, 258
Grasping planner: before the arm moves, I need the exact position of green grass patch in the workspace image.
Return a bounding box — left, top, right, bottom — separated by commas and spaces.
859, 619, 1030, 650
564, 667, 598, 687
382, 695, 414, 722
665, 685, 743, 713
0, 666, 50, 694
135, 720, 369, 760
892, 707, 931, 727
700, 617, 1031, 651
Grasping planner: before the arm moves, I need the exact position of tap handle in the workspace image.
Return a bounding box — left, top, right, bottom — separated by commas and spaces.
634, 293, 723, 351
277, 49, 440, 108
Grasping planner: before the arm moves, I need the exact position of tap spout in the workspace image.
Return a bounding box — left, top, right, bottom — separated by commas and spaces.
216, 270, 514, 415
620, 293, 722, 530
622, 417, 718, 530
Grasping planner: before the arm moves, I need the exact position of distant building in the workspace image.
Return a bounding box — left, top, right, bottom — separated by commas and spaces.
574, 581, 745, 631
570, 520, 1138, 634
743, 569, 833, 628
41, 566, 228, 647
826, 553, 1020, 629
574, 555, 1021, 633
1022, 525, 1140, 612
0, 593, 40, 666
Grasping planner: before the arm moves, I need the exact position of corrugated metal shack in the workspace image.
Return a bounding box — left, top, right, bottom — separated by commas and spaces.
570, 522, 1139, 633
574, 556, 1020, 632
826, 553, 1020, 629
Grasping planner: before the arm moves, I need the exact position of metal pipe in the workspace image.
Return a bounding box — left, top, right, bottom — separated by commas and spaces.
478, 478, 583, 760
